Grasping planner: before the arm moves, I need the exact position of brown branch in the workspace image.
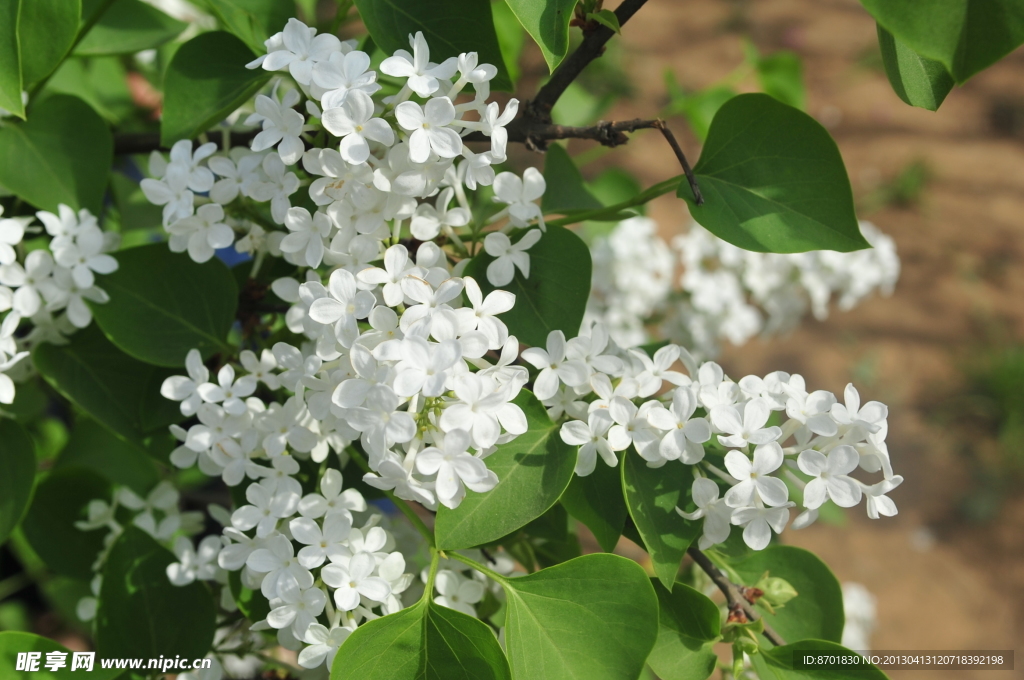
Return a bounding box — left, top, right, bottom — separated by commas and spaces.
525, 0, 650, 122
114, 128, 260, 156
687, 546, 788, 647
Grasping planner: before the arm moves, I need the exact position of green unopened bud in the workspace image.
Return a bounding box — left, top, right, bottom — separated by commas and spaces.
757, 574, 798, 607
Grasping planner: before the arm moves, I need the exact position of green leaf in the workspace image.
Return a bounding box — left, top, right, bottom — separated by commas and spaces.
587, 9, 621, 34
21, 468, 111, 579
647, 580, 721, 680
491, 0, 524, 85
435, 391, 576, 549
726, 545, 844, 643
90, 243, 239, 367
0, 631, 122, 680
203, 0, 294, 54
55, 417, 159, 494
756, 50, 805, 110
0, 0, 24, 119
330, 600, 512, 680
76, 0, 187, 56
161, 31, 271, 146
750, 640, 888, 680
560, 456, 626, 552
860, 0, 1024, 84
876, 24, 954, 111
622, 451, 700, 589
0, 94, 112, 214
96, 526, 217, 660
541, 144, 603, 214
680, 93, 867, 254
46, 57, 134, 124
355, 0, 512, 90
500, 553, 659, 680
502, 0, 577, 72
17, 0, 80, 87
0, 420, 35, 546
464, 225, 591, 347
33, 325, 185, 445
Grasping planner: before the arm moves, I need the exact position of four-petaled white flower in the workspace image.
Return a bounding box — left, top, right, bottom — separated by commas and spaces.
647, 387, 712, 464
280, 206, 332, 268
322, 90, 395, 164
308, 268, 376, 346
433, 569, 485, 617
379, 31, 458, 97
395, 97, 463, 163
520, 329, 591, 401
483, 229, 541, 287
267, 578, 328, 638
313, 50, 380, 108
560, 410, 617, 476
798, 445, 863, 508
167, 535, 222, 586
493, 168, 545, 228
167, 204, 235, 263
731, 503, 794, 550
232, 480, 300, 538
161, 349, 210, 416
262, 17, 342, 85
676, 477, 733, 549
711, 398, 782, 449
723, 442, 790, 508
416, 429, 497, 509
321, 551, 391, 610
249, 91, 306, 165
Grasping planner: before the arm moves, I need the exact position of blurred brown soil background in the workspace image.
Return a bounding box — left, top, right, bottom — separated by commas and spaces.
517, 0, 1024, 677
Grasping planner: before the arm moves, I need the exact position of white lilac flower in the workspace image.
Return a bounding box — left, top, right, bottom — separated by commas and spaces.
395, 97, 463, 163
520, 329, 590, 401
677, 477, 733, 549
646, 387, 711, 464
167, 203, 235, 263
416, 429, 497, 509
731, 503, 794, 550
798, 445, 863, 508
559, 409, 617, 476
322, 90, 395, 164
483, 229, 541, 287
493, 168, 545, 228
723, 443, 790, 508
711, 398, 782, 449
167, 535, 222, 586
261, 18, 341, 85
379, 31, 458, 97
433, 569, 484, 617
321, 552, 391, 610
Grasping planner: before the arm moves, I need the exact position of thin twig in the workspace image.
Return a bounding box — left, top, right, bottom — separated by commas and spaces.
654, 120, 704, 205
114, 128, 260, 155
526, 0, 650, 121
687, 546, 787, 647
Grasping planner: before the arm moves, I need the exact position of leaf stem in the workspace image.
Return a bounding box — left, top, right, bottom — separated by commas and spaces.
544, 174, 684, 228
446, 551, 507, 584
0, 572, 31, 602
346, 446, 435, 548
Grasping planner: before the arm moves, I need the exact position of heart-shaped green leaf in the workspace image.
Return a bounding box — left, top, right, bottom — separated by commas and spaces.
330, 600, 511, 680
681, 93, 867, 254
